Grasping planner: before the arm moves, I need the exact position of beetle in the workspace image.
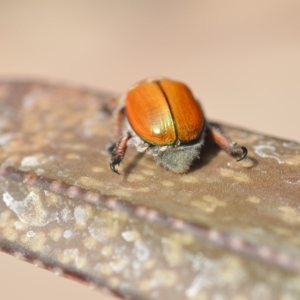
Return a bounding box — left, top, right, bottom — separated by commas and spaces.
109, 78, 247, 174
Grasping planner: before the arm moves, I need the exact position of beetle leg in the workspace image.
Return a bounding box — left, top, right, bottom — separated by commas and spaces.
110, 132, 132, 174
207, 125, 247, 161
113, 107, 126, 141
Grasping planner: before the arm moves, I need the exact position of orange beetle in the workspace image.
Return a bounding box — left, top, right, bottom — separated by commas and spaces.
110, 78, 247, 174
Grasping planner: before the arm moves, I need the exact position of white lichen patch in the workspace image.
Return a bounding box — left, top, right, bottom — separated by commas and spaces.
60, 206, 73, 222
282, 141, 300, 150
185, 272, 208, 298
63, 229, 73, 239
181, 176, 198, 184
246, 196, 261, 204
121, 230, 140, 242
21, 231, 47, 252
2, 227, 18, 241
253, 145, 284, 164
3, 191, 58, 226
190, 196, 226, 213
220, 168, 251, 183
109, 189, 132, 198
107, 276, 121, 289
91, 166, 105, 173
82, 236, 99, 250
101, 245, 114, 257
95, 262, 113, 276
88, 215, 120, 243
133, 240, 149, 262
57, 170, 70, 178
65, 153, 80, 160
127, 174, 146, 182
184, 257, 238, 298
286, 179, 300, 185
49, 227, 63, 242
189, 200, 217, 213
26, 230, 36, 237
144, 259, 156, 270
0, 133, 13, 146
161, 237, 184, 267
139, 278, 155, 293
78, 176, 104, 188
3, 154, 21, 166
203, 195, 227, 208
278, 206, 300, 224
141, 169, 155, 176
161, 180, 174, 187
169, 232, 195, 246
74, 205, 91, 225
0, 209, 13, 228
283, 155, 300, 166
152, 269, 178, 287
57, 248, 87, 268
36, 168, 44, 175
45, 192, 59, 205
14, 220, 28, 231
109, 257, 129, 273
20, 156, 40, 168
135, 187, 150, 193
218, 257, 246, 285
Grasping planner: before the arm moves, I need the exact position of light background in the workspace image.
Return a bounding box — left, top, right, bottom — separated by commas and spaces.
0, 1, 299, 300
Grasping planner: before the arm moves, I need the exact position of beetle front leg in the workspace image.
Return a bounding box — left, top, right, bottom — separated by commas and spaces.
113, 107, 125, 141
110, 133, 132, 174
207, 125, 247, 161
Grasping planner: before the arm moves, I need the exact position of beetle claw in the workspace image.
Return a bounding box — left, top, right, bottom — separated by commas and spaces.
236, 146, 248, 162
230, 143, 248, 162
110, 153, 123, 174
110, 161, 120, 174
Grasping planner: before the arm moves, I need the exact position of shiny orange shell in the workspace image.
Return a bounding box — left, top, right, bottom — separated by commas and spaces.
125, 79, 205, 146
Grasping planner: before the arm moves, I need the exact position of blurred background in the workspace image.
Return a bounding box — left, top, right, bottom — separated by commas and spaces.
0, 1, 299, 300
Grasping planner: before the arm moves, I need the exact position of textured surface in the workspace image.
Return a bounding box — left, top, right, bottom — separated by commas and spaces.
0, 81, 300, 299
